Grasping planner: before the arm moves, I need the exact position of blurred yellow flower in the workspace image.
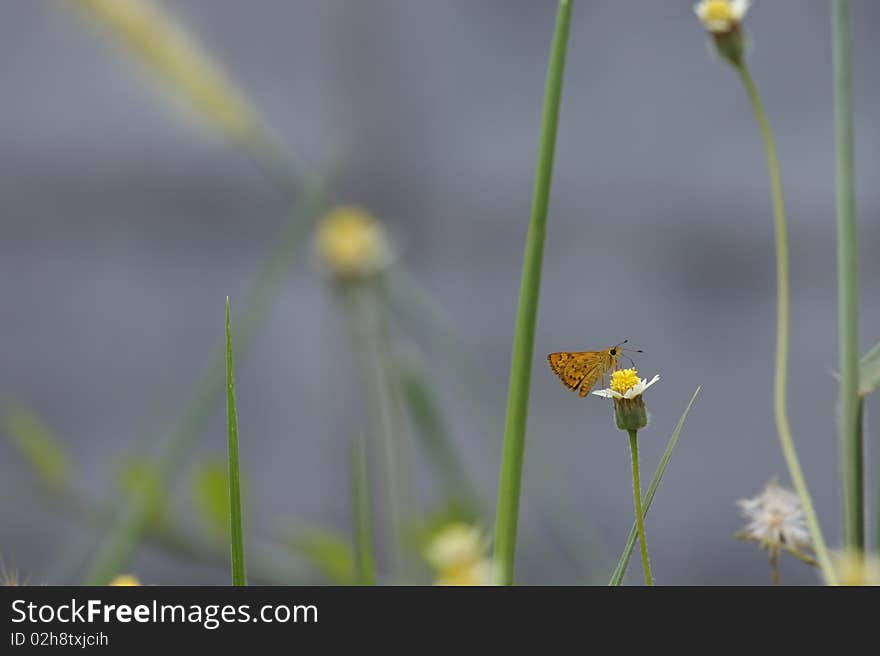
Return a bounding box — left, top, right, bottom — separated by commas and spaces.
72, 0, 266, 145
314, 206, 392, 279
109, 574, 140, 586
829, 551, 880, 586
425, 523, 494, 586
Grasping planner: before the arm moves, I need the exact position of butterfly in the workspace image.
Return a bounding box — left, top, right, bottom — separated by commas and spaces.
547, 340, 641, 397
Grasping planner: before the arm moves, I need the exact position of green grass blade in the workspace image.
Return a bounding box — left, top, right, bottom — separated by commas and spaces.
351, 433, 376, 585
82, 181, 326, 585
608, 387, 700, 586
832, 0, 863, 551
226, 298, 247, 586
493, 0, 573, 586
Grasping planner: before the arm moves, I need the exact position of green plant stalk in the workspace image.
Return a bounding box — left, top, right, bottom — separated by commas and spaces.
832, 0, 863, 551
225, 298, 247, 586
735, 64, 836, 583
341, 281, 415, 578
627, 430, 653, 585
609, 387, 700, 586
493, 0, 572, 586
351, 433, 377, 586
83, 182, 327, 584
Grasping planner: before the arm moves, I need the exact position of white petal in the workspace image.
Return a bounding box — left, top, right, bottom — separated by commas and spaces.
642, 374, 660, 391
731, 0, 751, 20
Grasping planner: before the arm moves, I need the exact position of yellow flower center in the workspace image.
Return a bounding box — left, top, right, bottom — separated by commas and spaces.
610, 368, 639, 394
702, 0, 735, 23
314, 206, 389, 276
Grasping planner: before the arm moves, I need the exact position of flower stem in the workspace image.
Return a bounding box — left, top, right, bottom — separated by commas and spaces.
493, 0, 572, 586
832, 0, 864, 552
627, 430, 652, 586
735, 63, 836, 583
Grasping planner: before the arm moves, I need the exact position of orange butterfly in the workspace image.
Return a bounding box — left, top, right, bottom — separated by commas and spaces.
547, 340, 641, 397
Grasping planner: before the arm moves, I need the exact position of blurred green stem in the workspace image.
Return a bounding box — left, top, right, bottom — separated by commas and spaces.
351, 433, 377, 585
340, 280, 415, 579
493, 0, 572, 586
735, 63, 836, 583
627, 430, 653, 586
225, 298, 247, 586
832, 0, 863, 551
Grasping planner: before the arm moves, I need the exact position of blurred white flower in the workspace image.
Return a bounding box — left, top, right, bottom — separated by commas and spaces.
425, 523, 494, 586
737, 478, 812, 553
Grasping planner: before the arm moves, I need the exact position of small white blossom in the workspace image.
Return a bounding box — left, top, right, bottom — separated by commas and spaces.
694, 0, 751, 34
737, 479, 812, 552
592, 374, 660, 400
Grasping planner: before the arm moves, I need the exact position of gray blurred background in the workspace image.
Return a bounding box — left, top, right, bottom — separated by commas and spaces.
1, 0, 879, 585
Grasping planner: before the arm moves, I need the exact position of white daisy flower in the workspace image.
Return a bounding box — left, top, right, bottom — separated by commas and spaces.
737, 478, 812, 552
694, 0, 751, 33
592, 370, 660, 400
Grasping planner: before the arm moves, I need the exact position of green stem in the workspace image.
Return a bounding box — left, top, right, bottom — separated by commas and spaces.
609, 387, 700, 585
627, 430, 653, 585
736, 64, 836, 582
493, 0, 572, 586
350, 433, 377, 586
225, 298, 247, 586
832, 0, 863, 552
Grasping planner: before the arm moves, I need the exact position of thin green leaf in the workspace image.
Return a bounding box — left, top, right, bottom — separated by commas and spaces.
1, 403, 73, 490
608, 387, 700, 586
226, 297, 247, 586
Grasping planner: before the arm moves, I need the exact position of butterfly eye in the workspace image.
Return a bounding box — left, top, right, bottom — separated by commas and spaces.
610, 349, 617, 356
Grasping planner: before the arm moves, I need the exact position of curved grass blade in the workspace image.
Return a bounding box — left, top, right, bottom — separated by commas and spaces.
608, 387, 700, 586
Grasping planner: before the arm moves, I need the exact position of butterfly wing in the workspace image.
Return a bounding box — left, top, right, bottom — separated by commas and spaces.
548, 350, 618, 397
548, 352, 602, 395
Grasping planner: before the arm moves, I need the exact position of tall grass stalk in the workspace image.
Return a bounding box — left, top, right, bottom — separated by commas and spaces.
609, 387, 700, 586
735, 64, 836, 582
832, 0, 863, 551
225, 298, 247, 586
350, 433, 377, 586
82, 184, 326, 584
493, 0, 572, 585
